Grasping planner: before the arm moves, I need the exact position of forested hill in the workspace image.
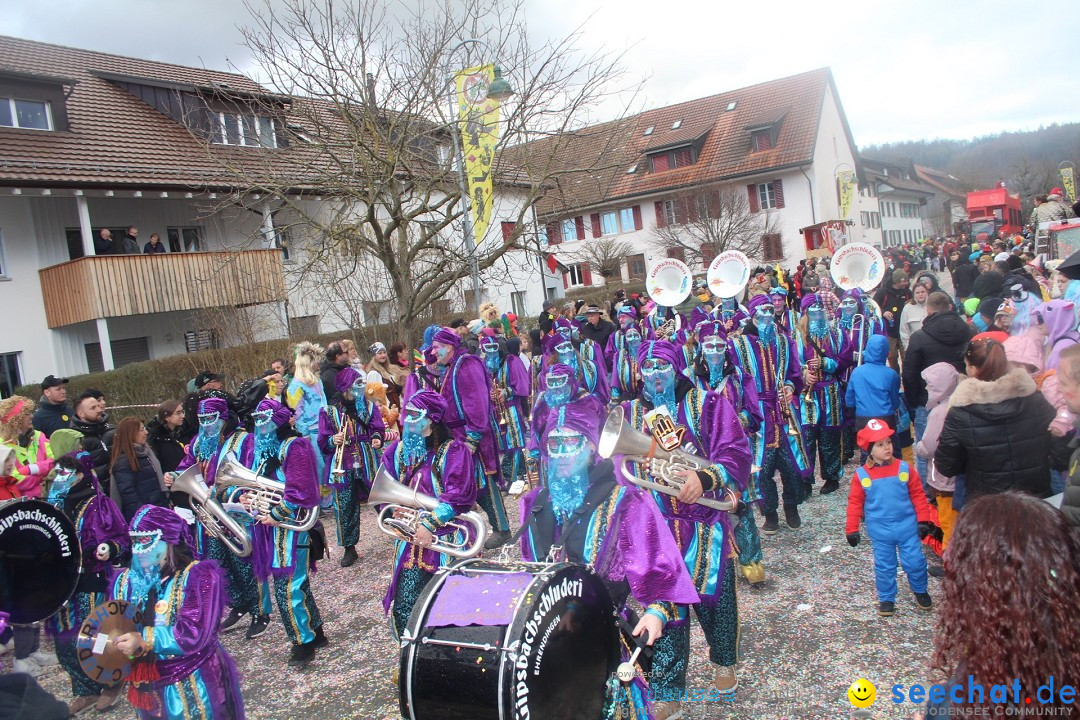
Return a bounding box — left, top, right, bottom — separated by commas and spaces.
861, 123, 1080, 198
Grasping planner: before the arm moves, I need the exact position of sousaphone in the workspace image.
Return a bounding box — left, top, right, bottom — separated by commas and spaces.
706, 250, 751, 299
645, 258, 692, 339
829, 242, 885, 293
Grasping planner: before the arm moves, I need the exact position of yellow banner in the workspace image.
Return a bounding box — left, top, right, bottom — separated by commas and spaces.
837, 170, 857, 219
1061, 166, 1076, 203
456, 64, 502, 245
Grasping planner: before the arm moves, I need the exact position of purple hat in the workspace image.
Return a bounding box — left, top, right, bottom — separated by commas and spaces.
542, 396, 606, 449
539, 363, 581, 395
616, 305, 638, 319
198, 397, 229, 416
404, 390, 448, 423
636, 340, 685, 374
746, 294, 772, 315
256, 397, 293, 427
799, 293, 819, 314
130, 505, 193, 548
334, 366, 363, 394
423, 348, 437, 365
432, 328, 461, 349
695, 321, 726, 342
542, 331, 574, 357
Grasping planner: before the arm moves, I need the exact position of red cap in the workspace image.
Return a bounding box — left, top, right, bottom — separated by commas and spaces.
856, 418, 894, 451
1051, 187, 1064, 196
982, 244, 993, 252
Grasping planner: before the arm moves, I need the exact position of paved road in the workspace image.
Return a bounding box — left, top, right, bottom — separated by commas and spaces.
29, 457, 939, 720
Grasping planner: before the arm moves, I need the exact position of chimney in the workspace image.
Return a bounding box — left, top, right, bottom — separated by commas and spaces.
365, 73, 377, 109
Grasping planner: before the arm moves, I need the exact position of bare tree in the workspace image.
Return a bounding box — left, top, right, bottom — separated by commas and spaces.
650, 186, 783, 266
572, 236, 634, 280
200, 0, 632, 343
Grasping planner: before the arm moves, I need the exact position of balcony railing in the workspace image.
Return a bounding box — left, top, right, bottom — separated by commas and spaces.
39, 250, 287, 328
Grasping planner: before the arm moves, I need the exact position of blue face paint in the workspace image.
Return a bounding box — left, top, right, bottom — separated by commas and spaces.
721, 298, 736, 312
754, 306, 776, 343
641, 359, 677, 411
839, 299, 857, 321
128, 530, 167, 604
434, 343, 454, 365
625, 330, 641, 356
808, 303, 829, 338
402, 407, 430, 464
544, 429, 590, 519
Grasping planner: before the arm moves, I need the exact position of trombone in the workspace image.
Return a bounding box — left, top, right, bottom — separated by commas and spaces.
849, 314, 866, 366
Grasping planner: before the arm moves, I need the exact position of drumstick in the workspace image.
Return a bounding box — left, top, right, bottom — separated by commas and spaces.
615, 629, 649, 683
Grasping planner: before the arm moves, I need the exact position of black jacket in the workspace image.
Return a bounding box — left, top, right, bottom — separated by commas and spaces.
31, 397, 73, 438
112, 448, 168, 520
71, 414, 115, 484
951, 259, 980, 298
579, 319, 616, 362
971, 271, 1004, 301
145, 417, 186, 474
1061, 434, 1080, 529
902, 310, 975, 407
320, 361, 348, 402
934, 369, 1055, 498
874, 286, 912, 339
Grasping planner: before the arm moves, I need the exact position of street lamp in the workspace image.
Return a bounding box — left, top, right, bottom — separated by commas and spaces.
445, 39, 515, 317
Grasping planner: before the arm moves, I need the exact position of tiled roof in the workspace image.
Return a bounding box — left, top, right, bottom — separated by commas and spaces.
913, 164, 969, 199
511, 68, 848, 218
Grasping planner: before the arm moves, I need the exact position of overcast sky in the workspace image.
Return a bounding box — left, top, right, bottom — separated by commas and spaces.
2, 0, 1074, 147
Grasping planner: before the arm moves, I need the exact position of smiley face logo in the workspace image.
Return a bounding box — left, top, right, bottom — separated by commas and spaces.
848, 678, 876, 708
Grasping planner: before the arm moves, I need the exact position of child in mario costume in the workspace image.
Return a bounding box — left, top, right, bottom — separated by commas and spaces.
845, 419, 936, 617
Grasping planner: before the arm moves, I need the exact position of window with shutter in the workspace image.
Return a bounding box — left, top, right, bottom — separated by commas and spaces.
654, 201, 667, 228
575, 216, 586, 241
618, 208, 634, 232
700, 243, 718, 266
774, 179, 785, 209
673, 147, 693, 168
632, 205, 643, 231
560, 219, 575, 242
751, 129, 774, 152
762, 233, 784, 262
501, 221, 517, 246
627, 254, 647, 279
590, 213, 602, 238
650, 153, 670, 172
546, 222, 562, 245
666, 247, 686, 262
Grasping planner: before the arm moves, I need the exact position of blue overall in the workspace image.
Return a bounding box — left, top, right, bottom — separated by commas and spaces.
856, 461, 928, 602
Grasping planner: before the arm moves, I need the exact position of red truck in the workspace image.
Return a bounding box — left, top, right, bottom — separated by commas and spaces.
958, 187, 1024, 240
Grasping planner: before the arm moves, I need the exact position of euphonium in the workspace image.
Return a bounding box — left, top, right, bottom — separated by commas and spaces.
170, 464, 252, 557
366, 465, 488, 558
215, 455, 319, 533
597, 407, 738, 512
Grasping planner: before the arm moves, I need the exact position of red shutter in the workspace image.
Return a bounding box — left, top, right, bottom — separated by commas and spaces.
774, 179, 785, 209
654, 201, 666, 228
687, 196, 700, 223
747, 184, 760, 213
501, 221, 516, 245
575, 216, 586, 241
673, 147, 692, 167
546, 222, 562, 245
701, 243, 718, 265
590, 213, 602, 238
581, 262, 593, 286
562, 271, 569, 289
632, 205, 643, 231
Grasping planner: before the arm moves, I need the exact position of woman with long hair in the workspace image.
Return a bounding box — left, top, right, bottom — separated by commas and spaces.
366, 341, 409, 411
110, 416, 168, 520
287, 341, 329, 479
921, 493, 1080, 717
146, 400, 186, 474
935, 338, 1057, 499
0, 395, 54, 498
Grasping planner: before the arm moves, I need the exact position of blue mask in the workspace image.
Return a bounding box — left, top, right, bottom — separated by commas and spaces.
839, 299, 857, 323
128, 531, 167, 605
544, 429, 590, 519
47, 469, 77, 507
482, 343, 500, 372
808, 304, 829, 338
701, 338, 726, 387
544, 373, 572, 407
625, 331, 641, 356
194, 426, 221, 462
350, 381, 370, 422
721, 298, 736, 313
754, 306, 776, 344
402, 408, 430, 465
556, 341, 578, 372
641, 360, 677, 411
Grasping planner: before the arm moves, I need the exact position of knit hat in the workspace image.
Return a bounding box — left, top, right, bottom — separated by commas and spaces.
891, 270, 908, 284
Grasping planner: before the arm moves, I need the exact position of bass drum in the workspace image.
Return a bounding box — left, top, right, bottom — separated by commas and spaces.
0, 498, 81, 624
400, 559, 618, 720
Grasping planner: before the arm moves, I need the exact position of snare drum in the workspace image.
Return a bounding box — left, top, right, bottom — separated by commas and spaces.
0, 498, 81, 624
400, 559, 618, 720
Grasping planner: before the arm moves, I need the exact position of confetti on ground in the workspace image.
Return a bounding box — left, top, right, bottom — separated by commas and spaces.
21, 456, 941, 719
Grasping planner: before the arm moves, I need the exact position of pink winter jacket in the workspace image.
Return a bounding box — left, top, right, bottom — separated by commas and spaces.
1004, 332, 1073, 435
915, 362, 960, 492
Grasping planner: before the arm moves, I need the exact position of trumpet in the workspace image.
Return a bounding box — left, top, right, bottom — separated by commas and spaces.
597, 407, 738, 512
331, 413, 353, 480
216, 455, 320, 533
777, 384, 801, 437
170, 464, 253, 557
366, 465, 488, 558
491, 381, 510, 427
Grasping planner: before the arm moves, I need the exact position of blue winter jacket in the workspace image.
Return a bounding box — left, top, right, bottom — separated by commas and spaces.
845, 335, 900, 418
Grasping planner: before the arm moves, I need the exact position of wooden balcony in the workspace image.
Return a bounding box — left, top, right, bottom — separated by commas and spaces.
39, 250, 287, 328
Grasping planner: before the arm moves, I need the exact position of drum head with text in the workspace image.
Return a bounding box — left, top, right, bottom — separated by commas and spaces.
0, 499, 81, 624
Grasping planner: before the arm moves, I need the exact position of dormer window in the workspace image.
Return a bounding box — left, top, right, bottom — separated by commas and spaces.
750, 128, 775, 151
648, 145, 695, 172
0, 97, 51, 130
212, 111, 278, 148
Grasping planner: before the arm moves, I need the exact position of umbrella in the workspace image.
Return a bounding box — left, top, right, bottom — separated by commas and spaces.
1056, 249, 1080, 280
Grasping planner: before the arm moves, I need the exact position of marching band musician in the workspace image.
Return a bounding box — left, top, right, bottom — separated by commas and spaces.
109, 505, 245, 720
713, 295, 749, 339
317, 366, 385, 568
542, 324, 611, 404
519, 395, 700, 718
44, 452, 129, 714
241, 398, 327, 668
478, 335, 531, 496
728, 296, 812, 536
382, 390, 477, 639
430, 327, 511, 549
168, 397, 264, 638
401, 325, 445, 406
691, 322, 767, 586
609, 314, 644, 404
617, 339, 752, 718
769, 287, 799, 336
794, 294, 853, 496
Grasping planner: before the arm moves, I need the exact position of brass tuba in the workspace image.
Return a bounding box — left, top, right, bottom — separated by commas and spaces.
366, 465, 488, 558
170, 464, 252, 557
597, 407, 738, 512
215, 455, 320, 533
